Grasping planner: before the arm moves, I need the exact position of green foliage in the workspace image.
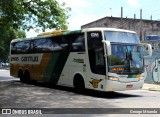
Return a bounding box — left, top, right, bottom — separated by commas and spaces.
0, 0, 70, 31
0, 0, 70, 60
0, 28, 26, 60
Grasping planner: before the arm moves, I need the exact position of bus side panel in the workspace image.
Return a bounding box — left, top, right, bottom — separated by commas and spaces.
43, 52, 69, 85
86, 72, 106, 91
10, 63, 20, 78
10, 53, 51, 81
30, 53, 51, 81
43, 53, 59, 82
67, 52, 86, 87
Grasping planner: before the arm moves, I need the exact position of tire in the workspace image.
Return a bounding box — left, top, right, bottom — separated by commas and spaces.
18, 70, 24, 83
74, 74, 85, 93
24, 70, 31, 84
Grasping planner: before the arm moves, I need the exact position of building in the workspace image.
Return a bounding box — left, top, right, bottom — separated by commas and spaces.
81, 16, 160, 40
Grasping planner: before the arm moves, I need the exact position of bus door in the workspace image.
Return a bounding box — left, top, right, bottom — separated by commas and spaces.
66, 33, 87, 86
87, 31, 106, 90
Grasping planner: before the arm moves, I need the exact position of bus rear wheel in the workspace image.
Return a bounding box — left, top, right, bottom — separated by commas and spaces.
24, 70, 31, 84
74, 74, 85, 93
18, 70, 24, 83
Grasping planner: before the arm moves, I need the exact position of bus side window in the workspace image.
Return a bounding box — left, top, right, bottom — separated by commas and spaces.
33, 39, 43, 53
22, 41, 30, 53
69, 33, 85, 52
16, 41, 25, 54
58, 36, 69, 51
11, 43, 17, 54
41, 38, 61, 52
49, 36, 68, 52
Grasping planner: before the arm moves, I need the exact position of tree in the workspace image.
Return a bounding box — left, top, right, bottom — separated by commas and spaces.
0, 28, 26, 60
0, 0, 70, 31
0, 0, 70, 60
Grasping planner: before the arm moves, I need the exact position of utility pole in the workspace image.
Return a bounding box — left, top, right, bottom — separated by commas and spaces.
140, 9, 142, 40
150, 15, 152, 20
110, 8, 112, 27
121, 7, 123, 28
121, 7, 123, 18
110, 8, 112, 17
134, 14, 136, 19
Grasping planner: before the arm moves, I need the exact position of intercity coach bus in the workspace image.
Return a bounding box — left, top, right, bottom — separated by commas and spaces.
10, 28, 152, 91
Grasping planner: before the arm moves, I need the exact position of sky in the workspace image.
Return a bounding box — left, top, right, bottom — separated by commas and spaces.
26, 0, 160, 38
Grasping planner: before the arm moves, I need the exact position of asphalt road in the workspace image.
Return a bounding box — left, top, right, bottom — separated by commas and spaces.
0, 69, 160, 117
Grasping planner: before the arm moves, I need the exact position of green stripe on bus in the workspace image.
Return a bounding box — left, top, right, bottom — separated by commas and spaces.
128, 74, 141, 78
44, 53, 59, 82
44, 52, 69, 84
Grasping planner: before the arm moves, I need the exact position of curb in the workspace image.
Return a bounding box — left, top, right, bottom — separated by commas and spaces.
143, 83, 160, 92
148, 87, 160, 92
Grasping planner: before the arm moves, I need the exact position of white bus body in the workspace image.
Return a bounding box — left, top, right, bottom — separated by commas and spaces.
10, 28, 152, 91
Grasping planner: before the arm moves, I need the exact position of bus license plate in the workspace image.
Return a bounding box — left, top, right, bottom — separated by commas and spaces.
126, 85, 133, 88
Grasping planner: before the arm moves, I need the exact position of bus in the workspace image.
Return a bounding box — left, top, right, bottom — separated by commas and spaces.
10, 28, 152, 91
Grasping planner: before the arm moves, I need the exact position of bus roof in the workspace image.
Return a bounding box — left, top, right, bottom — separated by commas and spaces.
11, 28, 136, 43
82, 27, 136, 34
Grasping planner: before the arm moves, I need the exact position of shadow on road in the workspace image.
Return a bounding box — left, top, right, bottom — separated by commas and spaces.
79, 90, 141, 99
16, 80, 142, 99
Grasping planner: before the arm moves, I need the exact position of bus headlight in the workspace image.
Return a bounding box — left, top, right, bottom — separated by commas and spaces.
108, 76, 119, 81
139, 75, 144, 80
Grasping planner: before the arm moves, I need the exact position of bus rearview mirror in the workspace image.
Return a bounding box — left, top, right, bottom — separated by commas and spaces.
102, 40, 111, 56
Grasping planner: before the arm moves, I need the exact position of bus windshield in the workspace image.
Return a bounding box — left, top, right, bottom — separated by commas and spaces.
108, 44, 144, 74
104, 31, 140, 44
104, 31, 144, 74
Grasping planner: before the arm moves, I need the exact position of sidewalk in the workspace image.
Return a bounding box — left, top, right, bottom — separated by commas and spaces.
143, 83, 160, 91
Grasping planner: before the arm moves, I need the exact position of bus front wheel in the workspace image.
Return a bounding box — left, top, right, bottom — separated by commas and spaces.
74, 74, 85, 93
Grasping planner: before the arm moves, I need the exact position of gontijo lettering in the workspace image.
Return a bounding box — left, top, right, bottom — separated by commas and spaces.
10, 54, 43, 64
10, 56, 38, 62
11, 57, 19, 61
21, 56, 38, 62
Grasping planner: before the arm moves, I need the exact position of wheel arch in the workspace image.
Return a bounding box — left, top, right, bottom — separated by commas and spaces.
24, 68, 30, 77
73, 72, 85, 88
18, 68, 24, 78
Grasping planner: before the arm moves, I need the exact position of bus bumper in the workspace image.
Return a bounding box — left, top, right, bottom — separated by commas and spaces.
105, 80, 144, 91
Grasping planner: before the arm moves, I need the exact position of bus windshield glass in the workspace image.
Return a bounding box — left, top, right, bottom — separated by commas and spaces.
104, 31, 140, 44
104, 31, 144, 74
108, 44, 144, 74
